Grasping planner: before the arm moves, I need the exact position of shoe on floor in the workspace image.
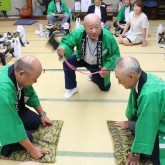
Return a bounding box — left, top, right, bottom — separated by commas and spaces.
45, 24, 55, 30
0, 46, 7, 53
60, 29, 66, 34
87, 74, 92, 81
64, 87, 79, 98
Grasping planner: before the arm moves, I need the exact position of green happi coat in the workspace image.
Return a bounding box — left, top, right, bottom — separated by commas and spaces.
59, 27, 120, 87
0, 64, 40, 153
116, 5, 133, 22
47, 0, 69, 15
126, 72, 165, 164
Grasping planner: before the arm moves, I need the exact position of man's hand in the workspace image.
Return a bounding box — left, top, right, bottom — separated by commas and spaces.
41, 115, 52, 127
56, 14, 64, 18
114, 121, 129, 129
29, 146, 48, 159
126, 152, 140, 165
57, 47, 65, 58
99, 67, 110, 78
19, 138, 48, 160
34, 105, 53, 127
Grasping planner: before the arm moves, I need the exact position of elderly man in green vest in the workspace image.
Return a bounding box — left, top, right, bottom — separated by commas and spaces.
115, 57, 165, 164
57, 14, 120, 98
0, 55, 52, 159
113, 0, 133, 37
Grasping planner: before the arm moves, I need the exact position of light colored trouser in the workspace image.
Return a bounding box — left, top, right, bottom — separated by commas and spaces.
47, 14, 69, 25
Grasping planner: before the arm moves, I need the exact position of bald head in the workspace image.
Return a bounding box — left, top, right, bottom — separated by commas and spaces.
84, 14, 101, 26
15, 55, 42, 75
84, 14, 101, 40
14, 56, 43, 87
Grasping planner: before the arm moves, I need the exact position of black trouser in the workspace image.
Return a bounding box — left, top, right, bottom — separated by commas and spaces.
1, 107, 40, 157
113, 20, 126, 28
63, 55, 111, 91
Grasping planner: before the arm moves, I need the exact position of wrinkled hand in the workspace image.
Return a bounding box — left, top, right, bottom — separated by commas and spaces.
114, 121, 129, 129
29, 147, 48, 159
41, 115, 53, 127
99, 67, 110, 78
126, 152, 140, 165
57, 14, 64, 18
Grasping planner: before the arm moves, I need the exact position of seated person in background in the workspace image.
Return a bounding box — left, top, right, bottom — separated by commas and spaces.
87, 0, 110, 29
46, 0, 69, 29
142, 0, 157, 7
142, 0, 157, 20
113, 0, 133, 37
114, 56, 165, 165
0, 55, 52, 159
57, 14, 120, 99
118, 0, 148, 47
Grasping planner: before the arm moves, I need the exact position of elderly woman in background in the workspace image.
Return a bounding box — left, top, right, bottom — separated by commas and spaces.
118, 0, 148, 47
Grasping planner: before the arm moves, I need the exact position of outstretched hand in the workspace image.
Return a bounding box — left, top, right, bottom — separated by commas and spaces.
41, 115, 53, 127
114, 121, 129, 129
99, 67, 110, 78
57, 47, 65, 57
29, 146, 48, 159
126, 152, 140, 165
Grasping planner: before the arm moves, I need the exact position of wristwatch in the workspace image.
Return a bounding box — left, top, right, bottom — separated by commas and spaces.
133, 152, 140, 157
39, 111, 46, 117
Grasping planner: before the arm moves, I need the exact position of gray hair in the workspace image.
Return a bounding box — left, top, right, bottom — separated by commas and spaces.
15, 58, 33, 75
115, 57, 142, 75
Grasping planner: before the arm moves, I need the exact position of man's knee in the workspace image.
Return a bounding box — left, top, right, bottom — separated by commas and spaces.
24, 111, 40, 130
63, 14, 70, 21
47, 14, 53, 20
31, 114, 40, 130
27, 131, 33, 142
99, 83, 111, 91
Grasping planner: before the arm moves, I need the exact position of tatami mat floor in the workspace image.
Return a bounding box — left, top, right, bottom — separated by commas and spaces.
0, 19, 165, 165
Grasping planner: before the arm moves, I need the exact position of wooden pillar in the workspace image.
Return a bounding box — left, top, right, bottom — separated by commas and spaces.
26, 0, 32, 16
26, 0, 32, 8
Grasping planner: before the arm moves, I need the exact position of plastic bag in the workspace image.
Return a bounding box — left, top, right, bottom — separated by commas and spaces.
17, 25, 28, 46
13, 37, 21, 60
156, 24, 164, 43
157, 24, 164, 34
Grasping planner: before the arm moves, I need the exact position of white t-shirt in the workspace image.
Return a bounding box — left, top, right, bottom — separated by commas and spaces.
124, 6, 130, 22
56, 1, 61, 13
84, 36, 98, 65
127, 11, 148, 35
94, 6, 101, 20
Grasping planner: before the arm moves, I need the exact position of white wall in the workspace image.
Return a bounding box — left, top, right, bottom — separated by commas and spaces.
6, 0, 121, 16
7, 0, 26, 15
65, 0, 120, 10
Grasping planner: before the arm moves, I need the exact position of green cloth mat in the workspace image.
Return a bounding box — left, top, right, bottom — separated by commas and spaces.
107, 120, 153, 165
0, 120, 63, 163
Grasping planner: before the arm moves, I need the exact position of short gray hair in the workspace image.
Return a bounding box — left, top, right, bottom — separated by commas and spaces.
115, 57, 142, 75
